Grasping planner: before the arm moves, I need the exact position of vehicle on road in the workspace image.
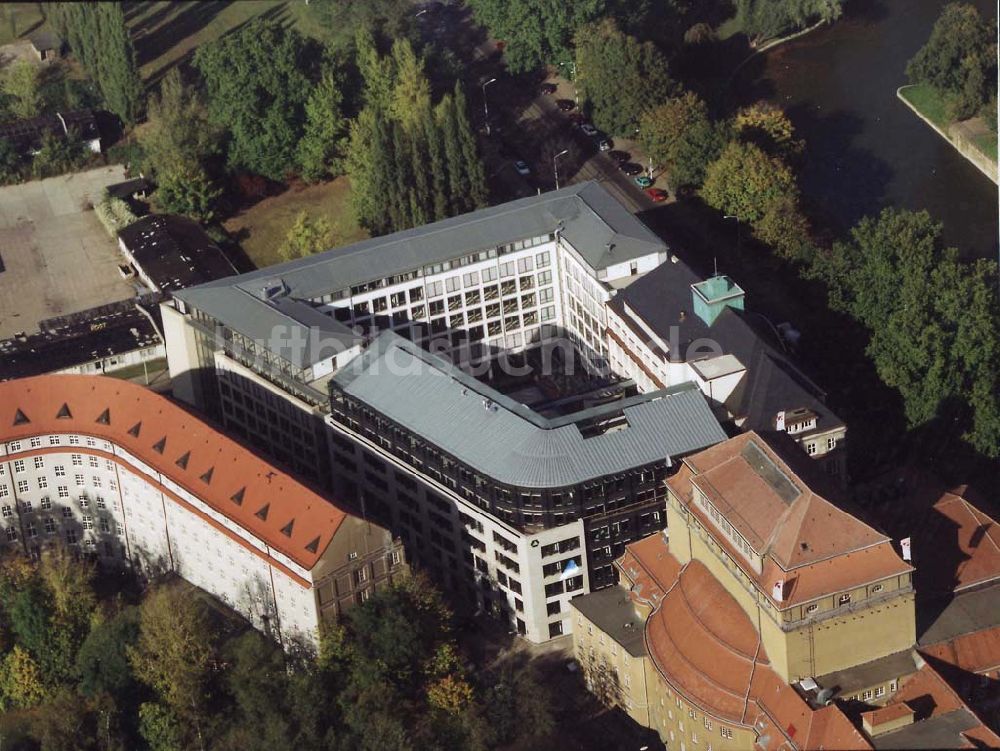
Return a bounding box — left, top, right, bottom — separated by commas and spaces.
598, 138, 612, 151
556, 99, 576, 112
514, 160, 531, 176
539, 82, 557, 95
619, 162, 642, 176
634, 175, 654, 188
608, 150, 630, 164
580, 123, 599, 137
645, 187, 668, 202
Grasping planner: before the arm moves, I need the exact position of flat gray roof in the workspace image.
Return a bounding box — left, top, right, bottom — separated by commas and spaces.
331, 331, 727, 488
872, 709, 982, 749
570, 586, 646, 657
816, 649, 917, 695
175, 182, 665, 367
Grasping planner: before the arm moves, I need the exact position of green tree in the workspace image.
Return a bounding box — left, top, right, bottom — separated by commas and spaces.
298, 71, 349, 182
31, 130, 87, 179
733, 102, 803, 159
2, 60, 43, 118
753, 193, 813, 260
467, 0, 607, 73
279, 211, 333, 261
138, 702, 183, 751
390, 39, 431, 132
574, 19, 676, 136
452, 84, 488, 210
155, 163, 222, 222
0, 137, 21, 184
194, 20, 313, 179
76, 607, 140, 700
733, 0, 844, 45
49, 2, 142, 124
356, 25, 396, 112
639, 92, 722, 187
129, 584, 215, 749
811, 208, 1000, 455
907, 3, 997, 121
217, 631, 293, 747
701, 141, 798, 224
346, 107, 394, 235
140, 68, 222, 177
0, 645, 48, 710
437, 94, 468, 214
423, 108, 450, 220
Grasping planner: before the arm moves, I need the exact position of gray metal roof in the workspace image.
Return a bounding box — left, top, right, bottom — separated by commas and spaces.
331, 331, 727, 488
872, 709, 983, 749
174, 182, 665, 368
570, 586, 647, 657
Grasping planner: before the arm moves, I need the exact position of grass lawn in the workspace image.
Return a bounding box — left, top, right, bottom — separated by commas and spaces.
223, 177, 366, 269
974, 131, 998, 163
899, 83, 950, 129
0, 3, 45, 45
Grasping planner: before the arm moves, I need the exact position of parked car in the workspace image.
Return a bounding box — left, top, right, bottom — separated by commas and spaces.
619, 162, 642, 176
580, 123, 599, 137
608, 150, 630, 164
645, 187, 668, 202
539, 82, 557, 95
634, 175, 654, 188
556, 99, 576, 112
597, 138, 612, 151
514, 160, 531, 176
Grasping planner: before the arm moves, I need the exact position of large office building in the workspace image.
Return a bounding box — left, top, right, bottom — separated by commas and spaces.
571, 432, 1000, 749
0, 375, 404, 647
161, 181, 846, 640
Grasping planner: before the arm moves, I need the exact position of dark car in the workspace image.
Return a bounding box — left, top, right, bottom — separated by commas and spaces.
619, 162, 642, 176
608, 150, 630, 164
556, 99, 576, 112
539, 82, 557, 95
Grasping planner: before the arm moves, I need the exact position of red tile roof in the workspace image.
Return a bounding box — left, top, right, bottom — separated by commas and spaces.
926, 491, 1000, 593
1, 375, 347, 570
923, 625, 1000, 675
861, 701, 913, 726
622, 534, 872, 750
669, 432, 912, 608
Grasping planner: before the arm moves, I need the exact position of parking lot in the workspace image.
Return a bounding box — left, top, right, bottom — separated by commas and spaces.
0, 165, 138, 338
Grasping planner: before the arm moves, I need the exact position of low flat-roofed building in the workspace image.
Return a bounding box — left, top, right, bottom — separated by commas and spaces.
0, 298, 164, 381
0, 375, 405, 647
118, 214, 238, 293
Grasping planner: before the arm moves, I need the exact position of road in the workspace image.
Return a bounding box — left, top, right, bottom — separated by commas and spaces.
417, 2, 663, 214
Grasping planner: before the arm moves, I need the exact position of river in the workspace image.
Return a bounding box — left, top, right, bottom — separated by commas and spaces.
734, 0, 999, 261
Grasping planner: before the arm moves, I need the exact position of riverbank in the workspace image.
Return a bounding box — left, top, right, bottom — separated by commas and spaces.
897, 84, 998, 185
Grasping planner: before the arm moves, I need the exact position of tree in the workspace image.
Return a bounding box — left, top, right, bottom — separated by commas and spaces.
298, 71, 349, 183
279, 211, 333, 261
701, 141, 798, 223
346, 107, 394, 235
467, 0, 608, 73
437, 94, 468, 214
76, 607, 140, 700
0, 137, 21, 184
355, 25, 396, 112
128, 584, 215, 748
2, 60, 43, 118
574, 19, 676, 136
733, 0, 845, 46
423, 108, 450, 220
639, 92, 721, 187
907, 3, 997, 121
141, 68, 222, 177
194, 20, 313, 179
138, 702, 183, 751
733, 102, 803, 159
48, 2, 143, 124
753, 194, 813, 260
452, 84, 488, 210
390, 39, 431, 132
155, 163, 222, 222
0, 646, 48, 710
31, 130, 87, 178
811, 208, 1000, 455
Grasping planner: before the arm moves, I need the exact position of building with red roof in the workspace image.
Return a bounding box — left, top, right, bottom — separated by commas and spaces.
0, 375, 404, 647
572, 432, 1000, 749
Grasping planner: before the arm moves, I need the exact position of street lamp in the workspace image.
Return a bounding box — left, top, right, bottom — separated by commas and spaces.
553, 149, 569, 190
724, 214, 741, 257
482, 77, 497, 136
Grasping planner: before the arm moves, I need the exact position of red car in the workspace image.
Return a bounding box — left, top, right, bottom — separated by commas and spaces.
645, 187, 668, 202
